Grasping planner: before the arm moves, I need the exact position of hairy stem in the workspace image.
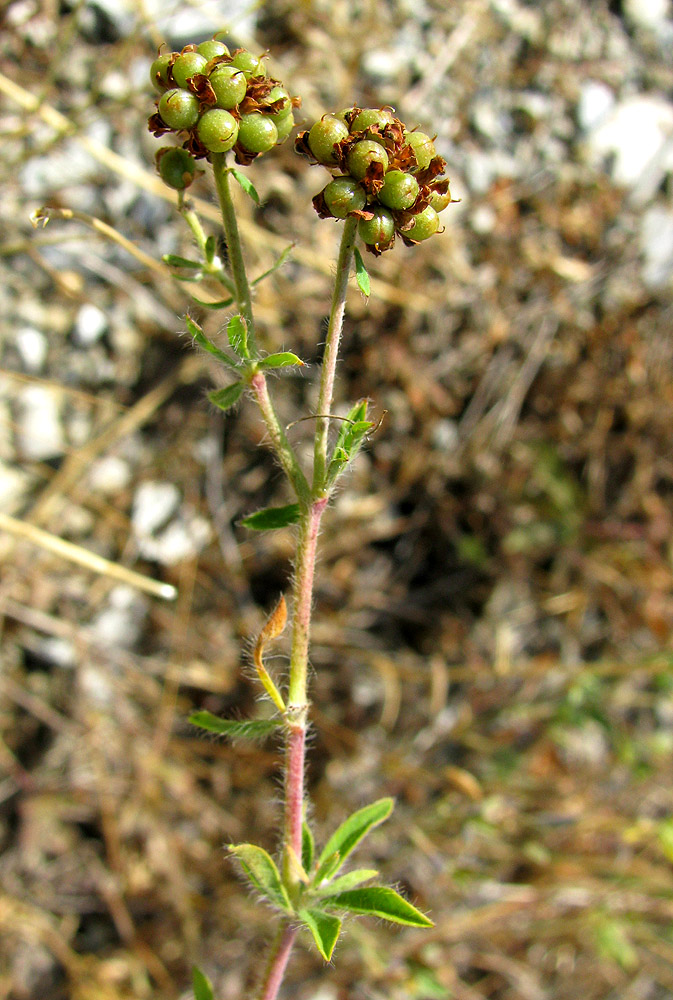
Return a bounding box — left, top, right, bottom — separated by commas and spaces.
249, 372, 311, 503
256, 923, 298, 1000
312, 216, 357, 492
211, 152, 257, 355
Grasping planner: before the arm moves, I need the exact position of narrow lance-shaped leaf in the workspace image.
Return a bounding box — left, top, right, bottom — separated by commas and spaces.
325, 886, 433, 927
229, 166, 260, 205
204, 234, 216, 265
327, 399, 373, 484
251, 243, 294, 288
192, 966, 214, 1000
302, 821, 315, 874
354, 246, 370, 297
316, 797, 394, 879
314, 851, 342, 885
189, 711, 282, 741
259, 352, 305, 369
185, 315, 239, 370
163, 254, 202, 269
298, 908, 341, 962
189, 294, 234, 311
228, 844, 292, 913
208, 382, 244, 412
240, 503, 300, 531
252, 596, 287, 712
312, 868, 378, 897
227, 314, 249, 358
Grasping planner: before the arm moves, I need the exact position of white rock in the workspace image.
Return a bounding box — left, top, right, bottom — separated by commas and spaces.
131, 481, 180, 538
640, 206, 673, 290
0, 461, 33, 514
16, 326, 48, 372
584, 95, 673, 189
136, 511, 211, 566
577, 80, 615, 132
16, 385, 65, 461
624, 0, 672, 29
88, 455, 132, 495
92, 585, 148, 649
74, 303, 107, 345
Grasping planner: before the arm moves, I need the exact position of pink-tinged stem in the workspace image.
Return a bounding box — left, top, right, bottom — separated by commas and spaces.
257, 924, 298, 1000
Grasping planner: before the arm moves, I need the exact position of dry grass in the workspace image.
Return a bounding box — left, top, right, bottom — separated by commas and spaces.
1, 1, 673, 998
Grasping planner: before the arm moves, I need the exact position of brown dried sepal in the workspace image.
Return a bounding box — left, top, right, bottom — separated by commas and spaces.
294, 130, 314, 160
362, 232, 396, 257
359, 161, 386, 197
148, 112, 171, 138
391, 141, 418, 173
187, 74, 217, 107
415, 155, 448, 186
232, 143, 260, 166
182, 133, 211, 160
312, 190, 333, 219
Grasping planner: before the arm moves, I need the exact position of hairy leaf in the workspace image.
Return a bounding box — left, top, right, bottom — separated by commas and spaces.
252, 243, 294, 287
189, 711, 281, 740
163, 253, 202, 269
185, 316, 239, 369
192, 966, 214, 1000
229, 167, 260, 205
327, 399, 373, 484
316, 798, 393, 878
312, 868, 378, 897
240, 503, 300, 531
298, 908, 341, 962
259, 352, 305, 369
227, 314, 249, 358
208, 382, 244, 411
228, 844, 292, 913
354, 247, 370, 297
302, 821, 315, 874
326, 886, 433, 927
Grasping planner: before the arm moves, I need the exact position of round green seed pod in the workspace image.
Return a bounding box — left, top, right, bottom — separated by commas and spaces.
378, 169, 419, 210
158, 88, 200, 130
308, 115, 349, 165
429, 187, 452, 212
323, 176, 366, 217
237, 113, 278, 153
209, 65, 247, 109
157, 147, 197, 189
231, 49, 266, 78
274, 112, 295, 144
150, 53, 172, 91
264, 86, 292, 122
197, 39, 229, 60
404, 205, 439, 241
350, 108, 395, 133
405, 131, 436, 171
358, 207, 395, 247
197, 108, 239, 152
346, 138, 389, 180
171, 52, 208, 88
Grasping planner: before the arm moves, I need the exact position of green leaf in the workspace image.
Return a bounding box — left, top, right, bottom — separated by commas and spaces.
302, 821, 315, 873
189, 294, 234, 310
325, 887, 433, 927
229, 166, 260, 205
327, 400, 374, 485
259, 352, 305, 369
316, 798, 393, 877
204, 235, 216, 265
192, 966, 214, 1000
314, 851, 342, 884
240, 503, 300, 531
228, 844, 292, 913
251, 244, 294, 287
208, 383, 244, 412
163, 253, 202, 269
227, 314, 249, 358
189, 711, 282, 741
298, 908, 341, 962
353, 247, 370, 297
313, 868, 378, 897
185, 316, 239, 369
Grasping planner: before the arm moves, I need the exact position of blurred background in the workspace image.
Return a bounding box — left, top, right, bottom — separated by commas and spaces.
2, 0, 673, 998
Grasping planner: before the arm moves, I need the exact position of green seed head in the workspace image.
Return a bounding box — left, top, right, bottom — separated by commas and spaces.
404, 205, 440, 241
350, 108, 395, 134
405, 131, 436, 171
274, 112, 295, 144
429, 186, 452, 212
209, 64, 247, 109
264, 85, 293, 122
231, 49, 266, 78
156, 146, 197, 189
323, 176, 367, 218
196, 39, 230, 61
158, 88, 200, 130
378, 169, 419, 210
358, 206, 395, 248
238, 113, 278, 153
197, 108, 239, 152
149, 53, 172, 91
171, 51, 208, 88
347, 139, 389, 180
308, 115, 349, 165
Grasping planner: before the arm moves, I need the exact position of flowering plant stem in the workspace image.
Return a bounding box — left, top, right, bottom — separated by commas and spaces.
211, 155, 357, 997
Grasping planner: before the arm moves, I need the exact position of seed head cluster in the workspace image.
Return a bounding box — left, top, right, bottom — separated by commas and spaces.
295, 107, 455, 254
148, 36, 300, 187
